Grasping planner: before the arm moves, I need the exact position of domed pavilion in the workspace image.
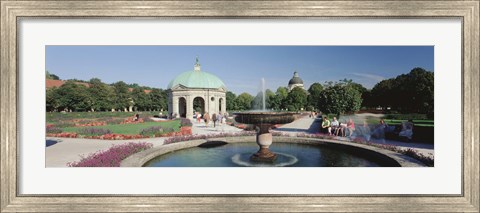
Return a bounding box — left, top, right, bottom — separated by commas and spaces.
288, 71, 305, 91
167, 57, 227, 119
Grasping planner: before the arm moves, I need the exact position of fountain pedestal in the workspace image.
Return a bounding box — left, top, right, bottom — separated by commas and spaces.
234, 112, 296, 163
251, 124, 277, 162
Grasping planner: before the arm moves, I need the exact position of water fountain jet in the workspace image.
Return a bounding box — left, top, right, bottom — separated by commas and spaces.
235, 78, 297, 162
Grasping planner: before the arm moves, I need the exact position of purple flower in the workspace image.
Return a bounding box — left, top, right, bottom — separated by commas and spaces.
67, 142, 153, 167
46, 126, 63, 134
78, 127, 112, 136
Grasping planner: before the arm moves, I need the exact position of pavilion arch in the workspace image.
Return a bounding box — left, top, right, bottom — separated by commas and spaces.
178, 97, 187, 118
219, 98, 224, 113
193, 97, 205, 114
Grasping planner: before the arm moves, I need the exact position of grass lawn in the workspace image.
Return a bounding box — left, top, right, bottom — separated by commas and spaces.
62, 120, 180, 135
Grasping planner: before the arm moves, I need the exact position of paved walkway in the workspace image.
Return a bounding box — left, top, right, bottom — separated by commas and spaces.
191, 119, 243, 135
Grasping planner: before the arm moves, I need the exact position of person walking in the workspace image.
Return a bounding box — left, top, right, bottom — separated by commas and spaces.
212, 113, 217, 128
204, 112, 210, 128
221, 115, 226, 132
197, 112, 202, 123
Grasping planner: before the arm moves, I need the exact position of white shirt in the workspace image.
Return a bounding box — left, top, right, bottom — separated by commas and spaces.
331, 120, 339, 127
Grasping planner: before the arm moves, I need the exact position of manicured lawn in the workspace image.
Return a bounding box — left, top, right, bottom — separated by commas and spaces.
62, 120, 180, 135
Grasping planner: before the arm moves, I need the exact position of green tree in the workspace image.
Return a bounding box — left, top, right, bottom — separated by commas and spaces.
88, 78, 115, 111
112, 81, 131, 111
46, 87, 60, 112
131, 87, 151, 111
318, 81, 362, 115
226, 91, 237, 111
269, 87, 289, 110
235, 93, 254, 110
284, 87, 308, 111
370, 67, 434, 116
149, 88, 167, 111
56, 81, 92, 111
265, 89, 276, 110
307, 82, 323, 110
45, 70, 60, 80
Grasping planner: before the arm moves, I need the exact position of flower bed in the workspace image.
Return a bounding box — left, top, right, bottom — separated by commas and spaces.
74, 121, 107, 127
46, 125, 63, 134
67, 142, 153, 167
120, 118, 144, 124
47, 126, 192, 140
78, 127, 112, 136
47, 132, 78, 138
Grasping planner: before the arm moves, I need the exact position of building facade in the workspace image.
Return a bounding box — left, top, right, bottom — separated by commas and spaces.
167, 58, 227, 119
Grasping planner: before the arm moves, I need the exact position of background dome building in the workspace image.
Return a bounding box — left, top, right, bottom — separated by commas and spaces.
167, 58, 227, 119
288, 71, 305, 91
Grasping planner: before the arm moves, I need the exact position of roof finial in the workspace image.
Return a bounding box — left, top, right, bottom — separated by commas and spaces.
194, 56, 201, 71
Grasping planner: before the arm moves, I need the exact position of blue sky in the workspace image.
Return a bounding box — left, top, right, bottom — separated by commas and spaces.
46, 46, 434, 95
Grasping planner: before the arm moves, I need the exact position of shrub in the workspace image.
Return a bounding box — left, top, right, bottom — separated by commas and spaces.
140, 126, 176, 137
78, 127, 112, 136
384, 113, 427, 120
140, 126, 163, 136
53, 121, 76, 128
46, 126, 63, 134
179, 118, 192, 127
67, 142, 153, 167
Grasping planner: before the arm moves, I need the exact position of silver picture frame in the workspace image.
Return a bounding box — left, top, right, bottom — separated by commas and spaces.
1, 0, 478, 212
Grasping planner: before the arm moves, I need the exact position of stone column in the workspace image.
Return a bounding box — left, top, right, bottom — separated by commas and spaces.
186, 95, 193, 120
221, 96, 226, 114
172, 95, 179, 118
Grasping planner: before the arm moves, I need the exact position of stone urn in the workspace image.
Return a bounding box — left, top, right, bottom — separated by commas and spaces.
234, 112, 296, 162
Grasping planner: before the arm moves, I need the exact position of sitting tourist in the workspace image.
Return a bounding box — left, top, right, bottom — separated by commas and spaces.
331, 117, 339, 136
372, 119, 388, 139
399, 119, 414, 141
337, 122, 347, 137
346, 119, 356, 137
360, 120, 371, 141
321, 116, 331, 134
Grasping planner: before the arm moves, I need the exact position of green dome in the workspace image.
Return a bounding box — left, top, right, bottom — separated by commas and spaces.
167, 70, 226, 90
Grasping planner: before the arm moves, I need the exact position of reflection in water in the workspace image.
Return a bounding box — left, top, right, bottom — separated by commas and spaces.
46, 140, 58, 147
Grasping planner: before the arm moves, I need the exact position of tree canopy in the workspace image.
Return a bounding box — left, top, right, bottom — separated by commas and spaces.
317, 80, 363, 115
88, 78, 115, 111
285, 87, 308, 111
370, 67, 434, 117
235, 93, 254, 111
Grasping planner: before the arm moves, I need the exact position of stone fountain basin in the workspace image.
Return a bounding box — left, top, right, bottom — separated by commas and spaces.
234, 112, 297, 125
120, 136, 426, 167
